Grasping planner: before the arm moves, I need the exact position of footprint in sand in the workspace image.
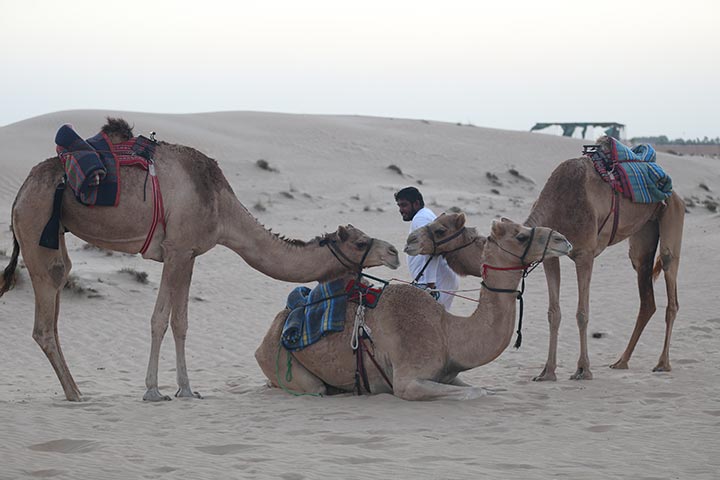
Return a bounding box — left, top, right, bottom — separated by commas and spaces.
26, 469, 67, 478
28, 439, 99, 454
196, 444, 257, 455
586, 425, 616, 433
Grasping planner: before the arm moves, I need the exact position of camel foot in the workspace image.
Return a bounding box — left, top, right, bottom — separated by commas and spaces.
569, 367, 593, 380
64, 390, 83, 402
175, 387, 203, 399
652, 363, 672, 373
532, 367, 557, 382
143, 387, 172, 402
609, 359, 629, 369
460, 387, 495, 400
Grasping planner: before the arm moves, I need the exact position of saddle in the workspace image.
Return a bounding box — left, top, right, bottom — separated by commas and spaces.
40, 124, 164, 253
585, 136, 673, 204
55, 124, 157, 207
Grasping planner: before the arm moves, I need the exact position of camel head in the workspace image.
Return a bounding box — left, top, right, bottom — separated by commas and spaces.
404, 212, 483, 256
323, 224, 400, 271
486, 218, 572, 266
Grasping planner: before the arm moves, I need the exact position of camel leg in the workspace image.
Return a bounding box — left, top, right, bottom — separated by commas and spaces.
394, 378, 491, 401
143, 253, 193, 401
610, 223, 659, 370
255, 313, 327, 395
28, 238, 82, 401
269, 348, 327, 395
653, 197, 683, 372
570, 254, 594, 380
169, 257, 202, 398
533, 257, 561, 381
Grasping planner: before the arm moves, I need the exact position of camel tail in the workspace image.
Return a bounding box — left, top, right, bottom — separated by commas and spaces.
0, 229, 20, 297
652, 257, 663, 282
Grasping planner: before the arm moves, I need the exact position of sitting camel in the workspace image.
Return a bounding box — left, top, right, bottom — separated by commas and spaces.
525, 137, 684, 380
0, 118, 400, 401
255, 218, 571, 400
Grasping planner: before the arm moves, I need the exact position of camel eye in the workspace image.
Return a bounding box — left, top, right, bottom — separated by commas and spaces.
355, 241, 368, 250
516, 233, 529, 243
435, 228, 447, 237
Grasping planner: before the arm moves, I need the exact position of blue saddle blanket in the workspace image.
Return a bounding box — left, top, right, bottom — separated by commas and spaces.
281, 279, 348, 351
596, 137, 673, 204
55, 124, 120, 206
54, 124, 157, 207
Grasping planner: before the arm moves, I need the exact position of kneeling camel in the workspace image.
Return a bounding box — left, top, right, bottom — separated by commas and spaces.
255, 218, 571, 401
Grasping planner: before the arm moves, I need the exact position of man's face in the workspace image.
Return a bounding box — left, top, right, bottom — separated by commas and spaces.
397, 198, 421, 222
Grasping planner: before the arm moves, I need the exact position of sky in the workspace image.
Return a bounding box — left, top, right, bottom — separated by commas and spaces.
1, 0, 718, 139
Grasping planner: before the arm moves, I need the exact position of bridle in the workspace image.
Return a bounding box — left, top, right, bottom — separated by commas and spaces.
413, 225, 468, 283
480, 227, 555, 349
321, 236, 375, 277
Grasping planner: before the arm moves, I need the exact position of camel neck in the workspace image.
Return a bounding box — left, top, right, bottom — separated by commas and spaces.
444, 265, 523, 371
217, 193, 347, 282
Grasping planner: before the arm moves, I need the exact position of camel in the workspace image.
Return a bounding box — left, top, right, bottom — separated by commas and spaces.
0, 118, 400, 402
524, 138, 684, 381
254, 217, 572, 400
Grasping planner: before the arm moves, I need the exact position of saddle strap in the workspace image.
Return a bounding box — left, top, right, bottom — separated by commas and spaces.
139, 163, 166, 255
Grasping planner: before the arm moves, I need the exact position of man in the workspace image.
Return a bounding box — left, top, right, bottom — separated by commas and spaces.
395, 186, 460, 311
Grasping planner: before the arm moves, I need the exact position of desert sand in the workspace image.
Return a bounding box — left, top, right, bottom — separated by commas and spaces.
1, 110, 718, 479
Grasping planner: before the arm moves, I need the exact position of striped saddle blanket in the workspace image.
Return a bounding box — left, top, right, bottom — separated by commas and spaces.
587, 136, 673, 204
55, 124, 156, 206
281, 279, 349, 351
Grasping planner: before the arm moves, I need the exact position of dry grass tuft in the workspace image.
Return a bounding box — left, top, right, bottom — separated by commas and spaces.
119, 267, 149, 284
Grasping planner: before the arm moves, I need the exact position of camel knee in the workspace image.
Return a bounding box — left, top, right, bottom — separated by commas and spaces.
659, 247, 676, 271
170, 316, 188, 340
151, 322, 169, 338
32, 326, 55, 352
547, 304, 561, 327
47, 262, 69, 289
576, 311, 588, 329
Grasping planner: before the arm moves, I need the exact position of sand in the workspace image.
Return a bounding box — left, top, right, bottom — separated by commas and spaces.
1, 110, 718, 479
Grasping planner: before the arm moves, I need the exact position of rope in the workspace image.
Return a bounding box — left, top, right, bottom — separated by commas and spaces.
274, 343, 322, 397
388, 277, 482, 303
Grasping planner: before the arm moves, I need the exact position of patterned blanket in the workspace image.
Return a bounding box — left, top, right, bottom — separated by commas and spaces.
281, 279, 349, 351
589, 136, 673, 203
55, 125, 157, 206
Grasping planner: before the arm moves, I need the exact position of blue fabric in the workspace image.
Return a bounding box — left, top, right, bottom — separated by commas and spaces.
281, 279, 348, 351
55, 125, 118, 206
609, 137, 673, 203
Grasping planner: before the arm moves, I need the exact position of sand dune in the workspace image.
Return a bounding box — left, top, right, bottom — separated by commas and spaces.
1, 110, 718, 479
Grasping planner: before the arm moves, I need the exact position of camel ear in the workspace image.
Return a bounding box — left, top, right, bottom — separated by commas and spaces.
337, 225, 350, 242
455, 212, 466, 229
491, 219, 506, 237
500, 217, 514, 224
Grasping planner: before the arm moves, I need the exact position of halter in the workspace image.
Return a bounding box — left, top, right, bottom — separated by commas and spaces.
413, 226, 467, 283
480, 227, 555, 348
321, 237, 374, 275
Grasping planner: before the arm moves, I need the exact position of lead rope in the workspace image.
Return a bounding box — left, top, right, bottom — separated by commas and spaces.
274, 343, 322, 397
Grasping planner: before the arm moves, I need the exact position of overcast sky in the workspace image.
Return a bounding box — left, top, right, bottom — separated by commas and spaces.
1, 0, 718, 139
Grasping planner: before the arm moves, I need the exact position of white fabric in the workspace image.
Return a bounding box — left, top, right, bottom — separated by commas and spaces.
407, 207, 460, 311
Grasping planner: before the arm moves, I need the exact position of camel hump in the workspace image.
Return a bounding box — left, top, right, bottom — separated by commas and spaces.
101, 117, 134, 142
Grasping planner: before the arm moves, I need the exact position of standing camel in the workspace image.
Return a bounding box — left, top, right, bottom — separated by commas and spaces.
255, 218, 572, 400
524, 139, 684, 380
0, 118, 400, 401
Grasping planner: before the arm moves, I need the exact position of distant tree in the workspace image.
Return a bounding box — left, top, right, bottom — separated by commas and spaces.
630, 135, 719, 145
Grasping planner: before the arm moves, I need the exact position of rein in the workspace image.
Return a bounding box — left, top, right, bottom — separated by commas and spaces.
480, 227, 554, 348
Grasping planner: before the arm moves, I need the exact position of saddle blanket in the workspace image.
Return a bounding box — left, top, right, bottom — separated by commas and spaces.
281, 279, 349, 351
55, 124, 157, 206
591, 137, 673, 204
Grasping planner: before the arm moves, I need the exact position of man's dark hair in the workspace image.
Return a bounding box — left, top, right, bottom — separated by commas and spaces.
394, 186, 424, 208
